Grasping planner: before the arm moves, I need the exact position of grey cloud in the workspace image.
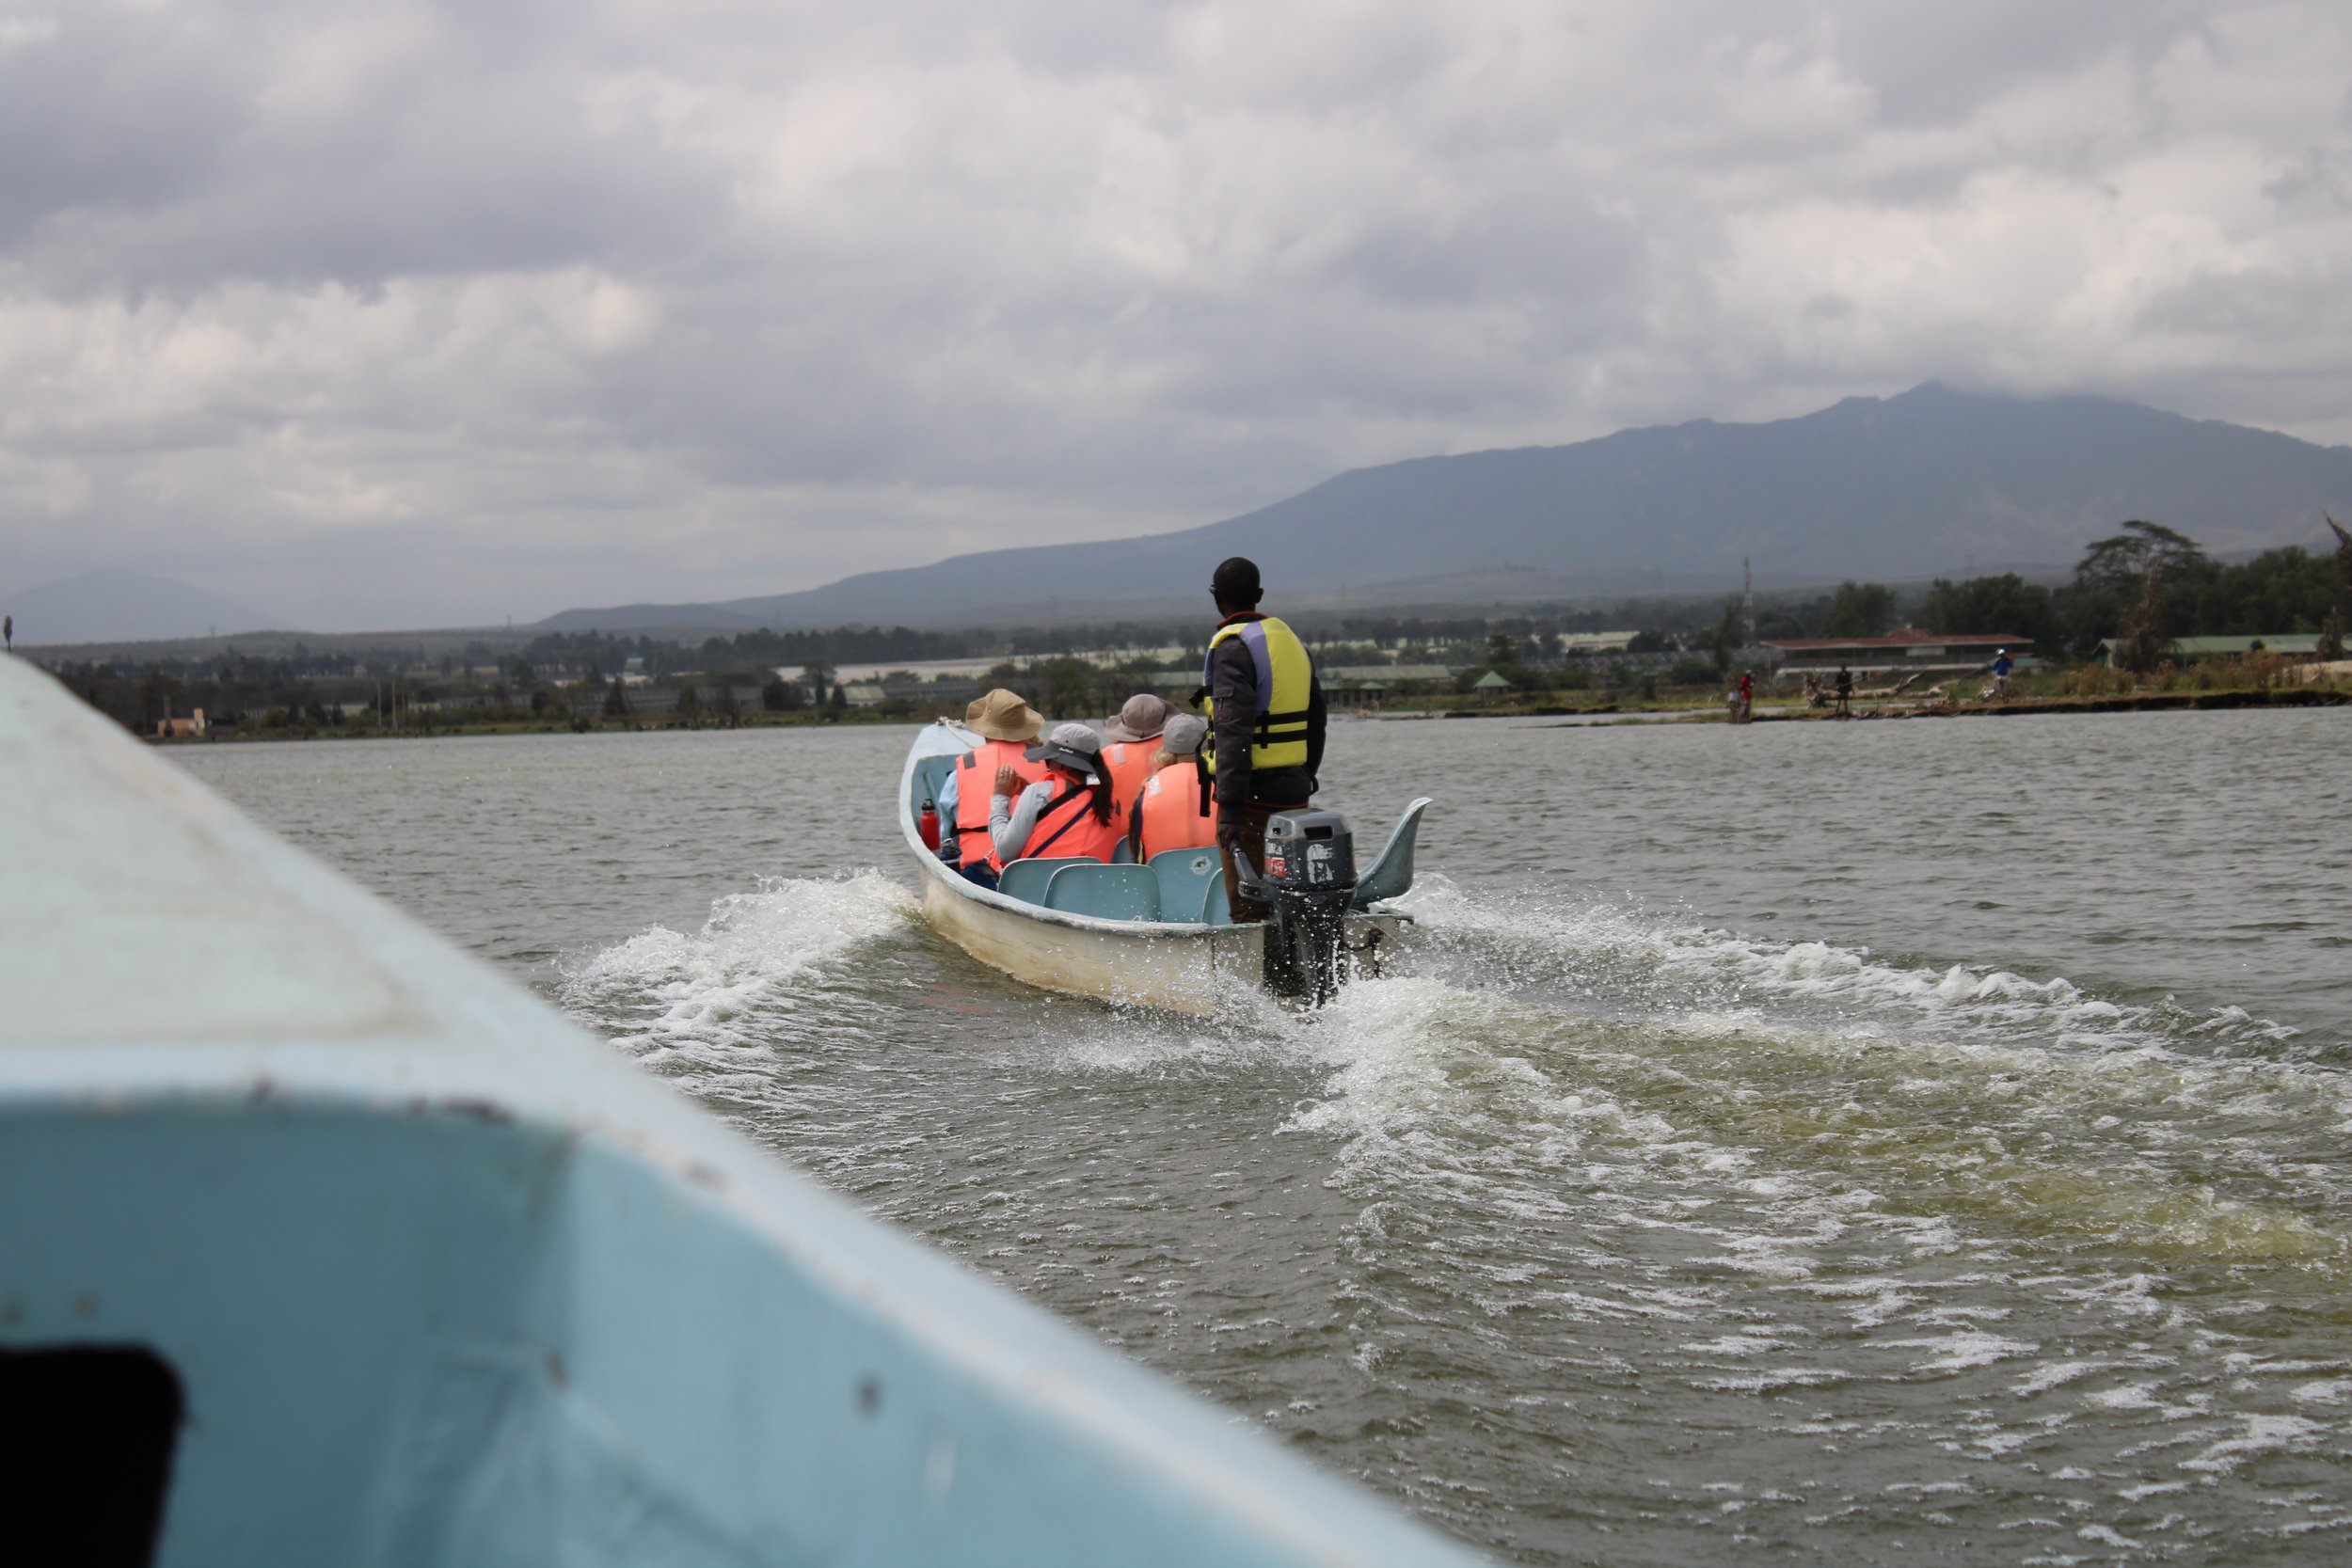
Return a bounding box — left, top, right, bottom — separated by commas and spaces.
5, 0, 2352, 628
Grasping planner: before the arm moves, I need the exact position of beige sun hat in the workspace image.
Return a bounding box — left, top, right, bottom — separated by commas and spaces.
966, 688, 1044, 742
1103, 692, 1172, 743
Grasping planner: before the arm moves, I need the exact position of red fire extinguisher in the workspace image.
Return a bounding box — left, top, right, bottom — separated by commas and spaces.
918, 799, 941, 851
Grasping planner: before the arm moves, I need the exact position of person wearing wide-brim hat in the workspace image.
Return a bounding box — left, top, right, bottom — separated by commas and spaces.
987, 722, 1121, 869
940, 689, 1051, 886
1099, 692, 1171, 844
967, 689, 1045, 743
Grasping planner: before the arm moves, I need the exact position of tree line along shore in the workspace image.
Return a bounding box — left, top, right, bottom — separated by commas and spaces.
25, 517, 2352, 742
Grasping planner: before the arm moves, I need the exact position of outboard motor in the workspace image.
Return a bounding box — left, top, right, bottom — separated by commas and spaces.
1247, 809, 1357, 1005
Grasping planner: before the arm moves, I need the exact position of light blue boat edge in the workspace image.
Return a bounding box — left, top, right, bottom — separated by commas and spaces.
0, 661, 1486, 1567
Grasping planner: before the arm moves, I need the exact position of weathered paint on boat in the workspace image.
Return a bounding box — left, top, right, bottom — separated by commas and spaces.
0, 657, 1481, 1568
901, 722, 1403, 1014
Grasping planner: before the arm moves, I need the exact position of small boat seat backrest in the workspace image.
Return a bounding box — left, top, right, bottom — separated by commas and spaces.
1352, 796, 1434, 909
1147, 848, 1222, 924
1201, 869, 1233, 926
996, 857, 1092, 905
912, 754, 960, 816
1042, 863, 1161, 922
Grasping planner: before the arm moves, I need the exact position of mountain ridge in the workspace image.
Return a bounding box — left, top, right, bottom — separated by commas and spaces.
535, 383, 2352, 630
0, 568, 283, 646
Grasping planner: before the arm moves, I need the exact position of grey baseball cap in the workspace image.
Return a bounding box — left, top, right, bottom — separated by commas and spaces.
1159, 713, 1207, 755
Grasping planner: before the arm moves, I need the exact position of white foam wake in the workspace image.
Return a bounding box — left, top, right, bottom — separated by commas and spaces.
557, 870, 916, 1061
1392, 876, 2310, 1064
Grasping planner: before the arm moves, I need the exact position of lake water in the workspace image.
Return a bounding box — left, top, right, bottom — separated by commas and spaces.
175, 708, 2352, 1564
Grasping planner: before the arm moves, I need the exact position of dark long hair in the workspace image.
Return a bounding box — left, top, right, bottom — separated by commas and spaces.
1052, 759, 1115, 824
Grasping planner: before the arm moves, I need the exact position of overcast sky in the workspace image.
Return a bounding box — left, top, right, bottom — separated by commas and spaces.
5, 1, 2352, 629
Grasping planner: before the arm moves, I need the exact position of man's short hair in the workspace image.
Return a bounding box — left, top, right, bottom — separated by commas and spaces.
1212, 556, 1263, 607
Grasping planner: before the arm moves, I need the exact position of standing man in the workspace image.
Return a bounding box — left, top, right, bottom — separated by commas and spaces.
1833, 664, 1853, 718
3, 614, 11, 653
1988, 647, 2013, 700
1201, 557, 1326, 923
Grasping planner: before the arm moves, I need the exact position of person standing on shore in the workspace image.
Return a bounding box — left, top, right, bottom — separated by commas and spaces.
1834, 664, 1853, 718
1201, 557, 1326, 924
1989, 647, 2013, 699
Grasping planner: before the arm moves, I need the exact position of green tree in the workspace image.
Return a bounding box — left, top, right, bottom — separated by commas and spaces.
2075, 519, 2207, 594
2063, 520, 2207, 657
801, 660, 834, 706
1708, 594, 1745, 673
675, 683, 702, 727
1917, 574, 2059, 652
137, 666, 179, 730
603, 676, 630, 718
2114, 566, 2170, 674
1031, 656, 1097, 717
711, 682, 741, 727
762, 677, 804, 712
1821, 581, 1896, 638
1485, 632, 1518, 667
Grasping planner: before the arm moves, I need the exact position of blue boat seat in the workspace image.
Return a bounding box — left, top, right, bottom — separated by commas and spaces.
1352, 797, 1434, 909
1042, 863, 1161, 921
995, 856, 1091, 905
1201, 869, 1235, 926
1147, 848, 1222, 924
1110, 837, 1136, 864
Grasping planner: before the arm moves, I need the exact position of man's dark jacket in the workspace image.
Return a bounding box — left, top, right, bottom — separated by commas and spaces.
1207, 612, 1327, 810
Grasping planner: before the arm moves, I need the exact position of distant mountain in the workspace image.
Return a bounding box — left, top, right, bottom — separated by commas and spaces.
0, 568, 282, 645
532, 602, 768, 633
544, 384, 2352, 629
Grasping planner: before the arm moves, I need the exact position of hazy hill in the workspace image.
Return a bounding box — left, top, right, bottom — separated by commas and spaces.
543, 384, 2352, 629
0, 568, 282, 645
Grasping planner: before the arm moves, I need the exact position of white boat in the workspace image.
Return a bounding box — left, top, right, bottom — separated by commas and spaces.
900, 721, 1428, 1013
0, 656, 1482, 1567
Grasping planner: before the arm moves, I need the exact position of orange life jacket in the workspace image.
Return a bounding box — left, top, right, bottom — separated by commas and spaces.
1101, 739, 1160, 836
1134, 755, 1216, 861
953, 739, 1046, 871
1017, 772, 1121, 864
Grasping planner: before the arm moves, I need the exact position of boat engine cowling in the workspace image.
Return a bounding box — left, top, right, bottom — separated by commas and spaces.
1253, 809, 1356, 1005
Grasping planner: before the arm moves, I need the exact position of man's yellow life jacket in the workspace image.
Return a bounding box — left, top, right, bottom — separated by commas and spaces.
1201, 614, 1313, 772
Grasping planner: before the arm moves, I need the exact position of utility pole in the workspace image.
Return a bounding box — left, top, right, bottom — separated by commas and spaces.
1742, 557, 1756, 651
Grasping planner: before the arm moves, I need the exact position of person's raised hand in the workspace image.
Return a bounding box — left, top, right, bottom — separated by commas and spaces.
994, 765, 1021, 795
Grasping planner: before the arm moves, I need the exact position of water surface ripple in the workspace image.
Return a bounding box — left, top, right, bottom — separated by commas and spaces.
176, 708, 2352, 1564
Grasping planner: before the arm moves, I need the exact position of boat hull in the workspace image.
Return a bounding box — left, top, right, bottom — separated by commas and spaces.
901, 723, 1401, 1014
914, 838, 1263, 1013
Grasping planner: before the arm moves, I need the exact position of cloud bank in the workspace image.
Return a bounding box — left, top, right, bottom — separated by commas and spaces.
4, 1, 2351, 627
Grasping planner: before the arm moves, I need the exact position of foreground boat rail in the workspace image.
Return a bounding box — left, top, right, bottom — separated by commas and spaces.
0, 659, 1479, 1567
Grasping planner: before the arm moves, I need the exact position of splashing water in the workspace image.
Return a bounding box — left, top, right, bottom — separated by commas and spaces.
555, 868, 2352, 1562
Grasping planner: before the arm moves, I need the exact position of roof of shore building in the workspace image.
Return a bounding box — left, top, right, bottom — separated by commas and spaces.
2095, 634, 2321, 657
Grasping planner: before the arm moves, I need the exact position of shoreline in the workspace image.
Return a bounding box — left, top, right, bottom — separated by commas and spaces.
140, 682, 2349, 745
